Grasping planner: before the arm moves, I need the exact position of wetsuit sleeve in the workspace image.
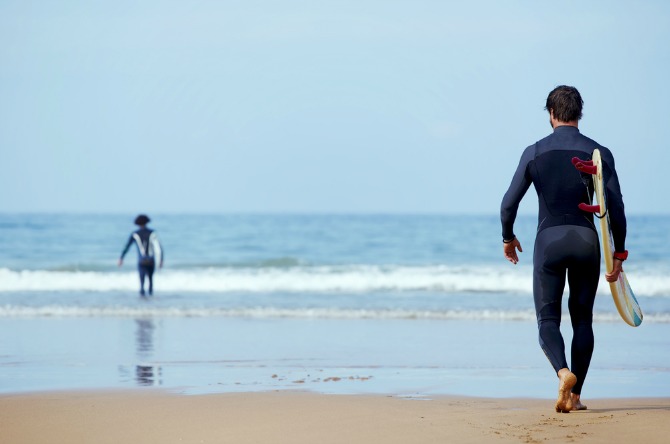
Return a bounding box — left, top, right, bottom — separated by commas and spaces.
601, 149, 627, 252
501, 146, 534, 240
120, 235, 134, 259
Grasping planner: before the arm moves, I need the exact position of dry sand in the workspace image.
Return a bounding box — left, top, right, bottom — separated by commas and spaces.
1, 390, 669, 443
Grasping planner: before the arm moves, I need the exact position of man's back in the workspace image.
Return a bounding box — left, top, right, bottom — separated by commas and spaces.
528, 126, 600, 229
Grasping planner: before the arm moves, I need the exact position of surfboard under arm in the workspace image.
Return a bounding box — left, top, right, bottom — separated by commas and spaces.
574, 149, 642, 327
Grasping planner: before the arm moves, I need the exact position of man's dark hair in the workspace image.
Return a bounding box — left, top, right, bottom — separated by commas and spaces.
545, 85, 583, 122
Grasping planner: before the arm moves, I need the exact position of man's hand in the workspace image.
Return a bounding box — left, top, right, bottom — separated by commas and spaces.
503, 238, 523, 264
605, 258, 624, 282
117, 258, 123, 267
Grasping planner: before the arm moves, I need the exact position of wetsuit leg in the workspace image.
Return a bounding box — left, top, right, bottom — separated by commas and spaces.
146, 263, 155, 295
566, 229, 600, 394
138, 264, 149, 296
533, 225, 599, 393
533, 228, 569, 373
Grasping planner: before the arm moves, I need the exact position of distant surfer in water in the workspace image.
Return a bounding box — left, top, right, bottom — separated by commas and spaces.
119, 214, 164, 297
500, 86, 627, 412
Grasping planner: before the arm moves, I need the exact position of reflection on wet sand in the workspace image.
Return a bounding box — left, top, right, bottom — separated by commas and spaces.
135, 365, 161, 386
133, 318, 161, 387
135, 318, 154, 357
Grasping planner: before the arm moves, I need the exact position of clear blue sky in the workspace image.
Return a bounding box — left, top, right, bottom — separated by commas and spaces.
1, 0, 668, 214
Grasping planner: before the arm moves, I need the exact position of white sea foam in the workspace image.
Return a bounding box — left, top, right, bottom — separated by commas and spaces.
1, 265, 669, 296
0, 265, 531, 293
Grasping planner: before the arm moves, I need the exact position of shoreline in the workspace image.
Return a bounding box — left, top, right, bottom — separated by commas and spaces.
2, 389, 669, 443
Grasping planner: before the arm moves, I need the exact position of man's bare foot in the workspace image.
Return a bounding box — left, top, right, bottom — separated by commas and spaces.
555, 368, 577, 413
570, 393, 587, 411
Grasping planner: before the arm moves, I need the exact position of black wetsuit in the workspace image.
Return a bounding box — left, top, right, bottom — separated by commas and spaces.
501, 125, 626, 395
120, 227, 163, 296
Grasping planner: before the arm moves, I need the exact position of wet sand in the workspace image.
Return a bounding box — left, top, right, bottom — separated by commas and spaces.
2, 390, 669, 444
4, 317, 670, 399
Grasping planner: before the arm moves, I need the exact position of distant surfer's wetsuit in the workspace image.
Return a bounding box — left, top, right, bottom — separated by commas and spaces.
120, 227, 163, 296
501, 125, 626, 395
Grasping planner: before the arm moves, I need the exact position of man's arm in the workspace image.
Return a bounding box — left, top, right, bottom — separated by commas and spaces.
601, 148, 626, 253
501, 146, 533, 242
600, 147, 627, 282
118, 235, 134, 267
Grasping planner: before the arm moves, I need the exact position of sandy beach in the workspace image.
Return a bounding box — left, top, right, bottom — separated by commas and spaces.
2, 390, 669, 444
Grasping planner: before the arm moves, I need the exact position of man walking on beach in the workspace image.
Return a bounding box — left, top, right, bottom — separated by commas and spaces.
119, 214, 164, 297
500, 85, 628, 412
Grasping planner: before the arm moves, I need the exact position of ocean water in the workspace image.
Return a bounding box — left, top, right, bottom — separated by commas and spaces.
1, 213, 669, 397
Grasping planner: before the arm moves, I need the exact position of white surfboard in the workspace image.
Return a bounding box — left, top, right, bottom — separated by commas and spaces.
583, 149, 643, 327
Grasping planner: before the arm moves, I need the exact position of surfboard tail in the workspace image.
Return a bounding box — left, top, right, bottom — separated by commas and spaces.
622, 272, 643, 327
610, 272, 643, 327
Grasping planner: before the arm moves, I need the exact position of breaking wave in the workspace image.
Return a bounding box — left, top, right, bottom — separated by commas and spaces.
1, 265, 669, 296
